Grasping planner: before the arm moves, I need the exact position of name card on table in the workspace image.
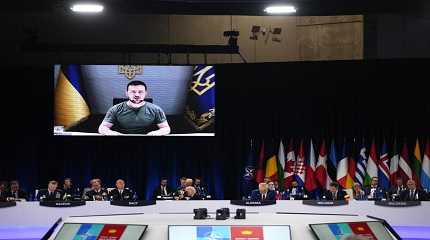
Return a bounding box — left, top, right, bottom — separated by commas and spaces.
110, 200, 156, 207
302, 200, 349, 206
230, 200, 276, 206
0, 201, 17, 208
40, 201, 86, 207
374, 200, 421, 207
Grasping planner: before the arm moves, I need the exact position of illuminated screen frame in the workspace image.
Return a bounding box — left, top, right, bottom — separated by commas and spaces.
54, 222, 148, 240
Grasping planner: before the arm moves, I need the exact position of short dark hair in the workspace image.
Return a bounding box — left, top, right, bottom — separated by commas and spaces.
329, 182, 339, 189
127, 81, 147, 91
49, 180, 58, 185
180, 177, 187, 181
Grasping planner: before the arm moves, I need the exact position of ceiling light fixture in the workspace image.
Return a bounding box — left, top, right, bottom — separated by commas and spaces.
264, 5, 296, 14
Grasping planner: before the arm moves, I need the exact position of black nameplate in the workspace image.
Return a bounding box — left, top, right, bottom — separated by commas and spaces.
110, 200, 156, 207
39, 201, 86, 207
302, 200, 349, 206
230, 200, 276, 206
375, 200, 421, 207
0, 201, 17, 208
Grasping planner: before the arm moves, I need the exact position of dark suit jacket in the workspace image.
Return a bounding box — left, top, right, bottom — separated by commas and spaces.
7, 189, 28, 201
84, 188, 109, 201
153, 185, 173, 199
285, 186, 306, 199
37, 189, 64, 201
250, 190, 276, 201
0, 190, 7, 202
400, 189, 428, 201
108, 188, 133, 201
364, 186, 386, 200
323, 190, 347, 200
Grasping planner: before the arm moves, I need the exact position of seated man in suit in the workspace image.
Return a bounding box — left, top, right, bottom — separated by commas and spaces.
250, 183, 276, 201
400, 179, 427, 201
62, 178, 81, 200
364, 177, 386, 200
153, 178, 173, 199
284, 180, 305, 200
109, 179, 133, 201
84, 178, 109, 201
352, 183, 367, 200
323, 182, 347, 200
175, 177, 187, 197
0, 181, 8, 202
37, 180, 64, 201
387, 177, 406, 201
194, 177, 209, 199
7, 180, 28, 201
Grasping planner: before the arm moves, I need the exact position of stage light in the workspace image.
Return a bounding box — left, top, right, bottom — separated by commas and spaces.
70, 3, 104, 13
264, 5, 296, 14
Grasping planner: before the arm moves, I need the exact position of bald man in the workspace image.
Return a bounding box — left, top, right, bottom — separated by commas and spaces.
109, 179, 133, 201
400, 180, 428, 201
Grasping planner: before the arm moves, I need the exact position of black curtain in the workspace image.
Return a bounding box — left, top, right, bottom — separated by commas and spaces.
1, 59, 429, 200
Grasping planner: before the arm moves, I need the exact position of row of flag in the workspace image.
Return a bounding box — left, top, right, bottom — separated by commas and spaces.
242, 138, 430, 195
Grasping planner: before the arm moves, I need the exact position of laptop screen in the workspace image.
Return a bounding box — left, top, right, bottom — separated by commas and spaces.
168, 225, 291, 240
309, 221, 395, 240
54, 223, 147, 240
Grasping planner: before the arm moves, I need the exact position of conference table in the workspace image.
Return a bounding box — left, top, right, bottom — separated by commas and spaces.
1, 200, 429, 239
53, 131, 215, 136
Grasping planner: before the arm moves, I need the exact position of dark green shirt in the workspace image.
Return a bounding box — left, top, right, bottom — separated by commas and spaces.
103, 101, 167, 134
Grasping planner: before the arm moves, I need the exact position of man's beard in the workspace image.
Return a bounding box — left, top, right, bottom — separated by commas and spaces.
130, 98, 144, 104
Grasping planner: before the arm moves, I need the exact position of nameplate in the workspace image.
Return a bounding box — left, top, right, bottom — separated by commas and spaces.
302, 200, 348, 206
230, 200, 276, 206
110, 200, 156, 207
375, 201, 421, 207
0, 201, 17, 208
40, 201, 86, 207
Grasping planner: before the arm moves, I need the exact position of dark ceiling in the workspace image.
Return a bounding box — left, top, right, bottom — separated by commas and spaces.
3, 0, 430, 16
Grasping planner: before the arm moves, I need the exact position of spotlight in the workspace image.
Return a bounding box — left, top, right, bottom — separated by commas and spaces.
70, 3, 104, 13
264, 5, 296, 14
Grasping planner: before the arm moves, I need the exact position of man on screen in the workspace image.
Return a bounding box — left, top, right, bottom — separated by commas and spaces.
98, 81, 171, 136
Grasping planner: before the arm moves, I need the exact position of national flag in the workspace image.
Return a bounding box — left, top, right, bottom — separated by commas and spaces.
327, 139, 338, 189
242, 139, 257, 198
398, 141, 413, 182
277, 140, 286, 191
98, 224, 127, 240
305, 139, 318, 192
364, 139, 378, 186
265, 140, 278, 181
346, 140, 356, 189
389, 138, 400, 185
231, 226, 263, 239
255, 141, 265, 183
284, 139, 296, 189
337, 140, 349, 189
184, 65, 216, 130
412, 139, 422, 188
295, 140, 306, 186
421, 139, 430, 191
354, 139, 367, 186
54, 64, 90, 129
315, 140, 327, 188
378, 140, 391, 189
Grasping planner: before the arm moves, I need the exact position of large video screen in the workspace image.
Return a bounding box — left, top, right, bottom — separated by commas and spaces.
54, 223, 147, 240
168, 225, 291, 240
309, 221, 395, 240
53, 65, 215, 136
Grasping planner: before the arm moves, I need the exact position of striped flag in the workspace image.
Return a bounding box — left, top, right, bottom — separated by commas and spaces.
55, 64, 90, 129
421, 139, 430, 191
364, 139, 378, 186
355, 139, 367, 186
337, 140, 349, 189
327, 139, 338, 189
398, 141, 412, 183
305, 139, 318, 192
389, 138, 400, 185
295, 140, 306, 187
315, 140, 328, 188
255, 141, 265, 183
277, 140, 286, 191
265, 140, 278, 181
378, 140, 391, 189
412, 139, 422, 188
346, 141, 356, 189
284, 139, 296, 188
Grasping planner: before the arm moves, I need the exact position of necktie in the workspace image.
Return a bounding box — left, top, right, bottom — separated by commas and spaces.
262, 194, 265, 200
163, 187, 167, 196
15, 192, 18, 198
332, 192, 336, 200
410, 190, 413, 200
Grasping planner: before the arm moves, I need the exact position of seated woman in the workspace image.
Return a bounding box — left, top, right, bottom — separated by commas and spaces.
353, 183, 367, 200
